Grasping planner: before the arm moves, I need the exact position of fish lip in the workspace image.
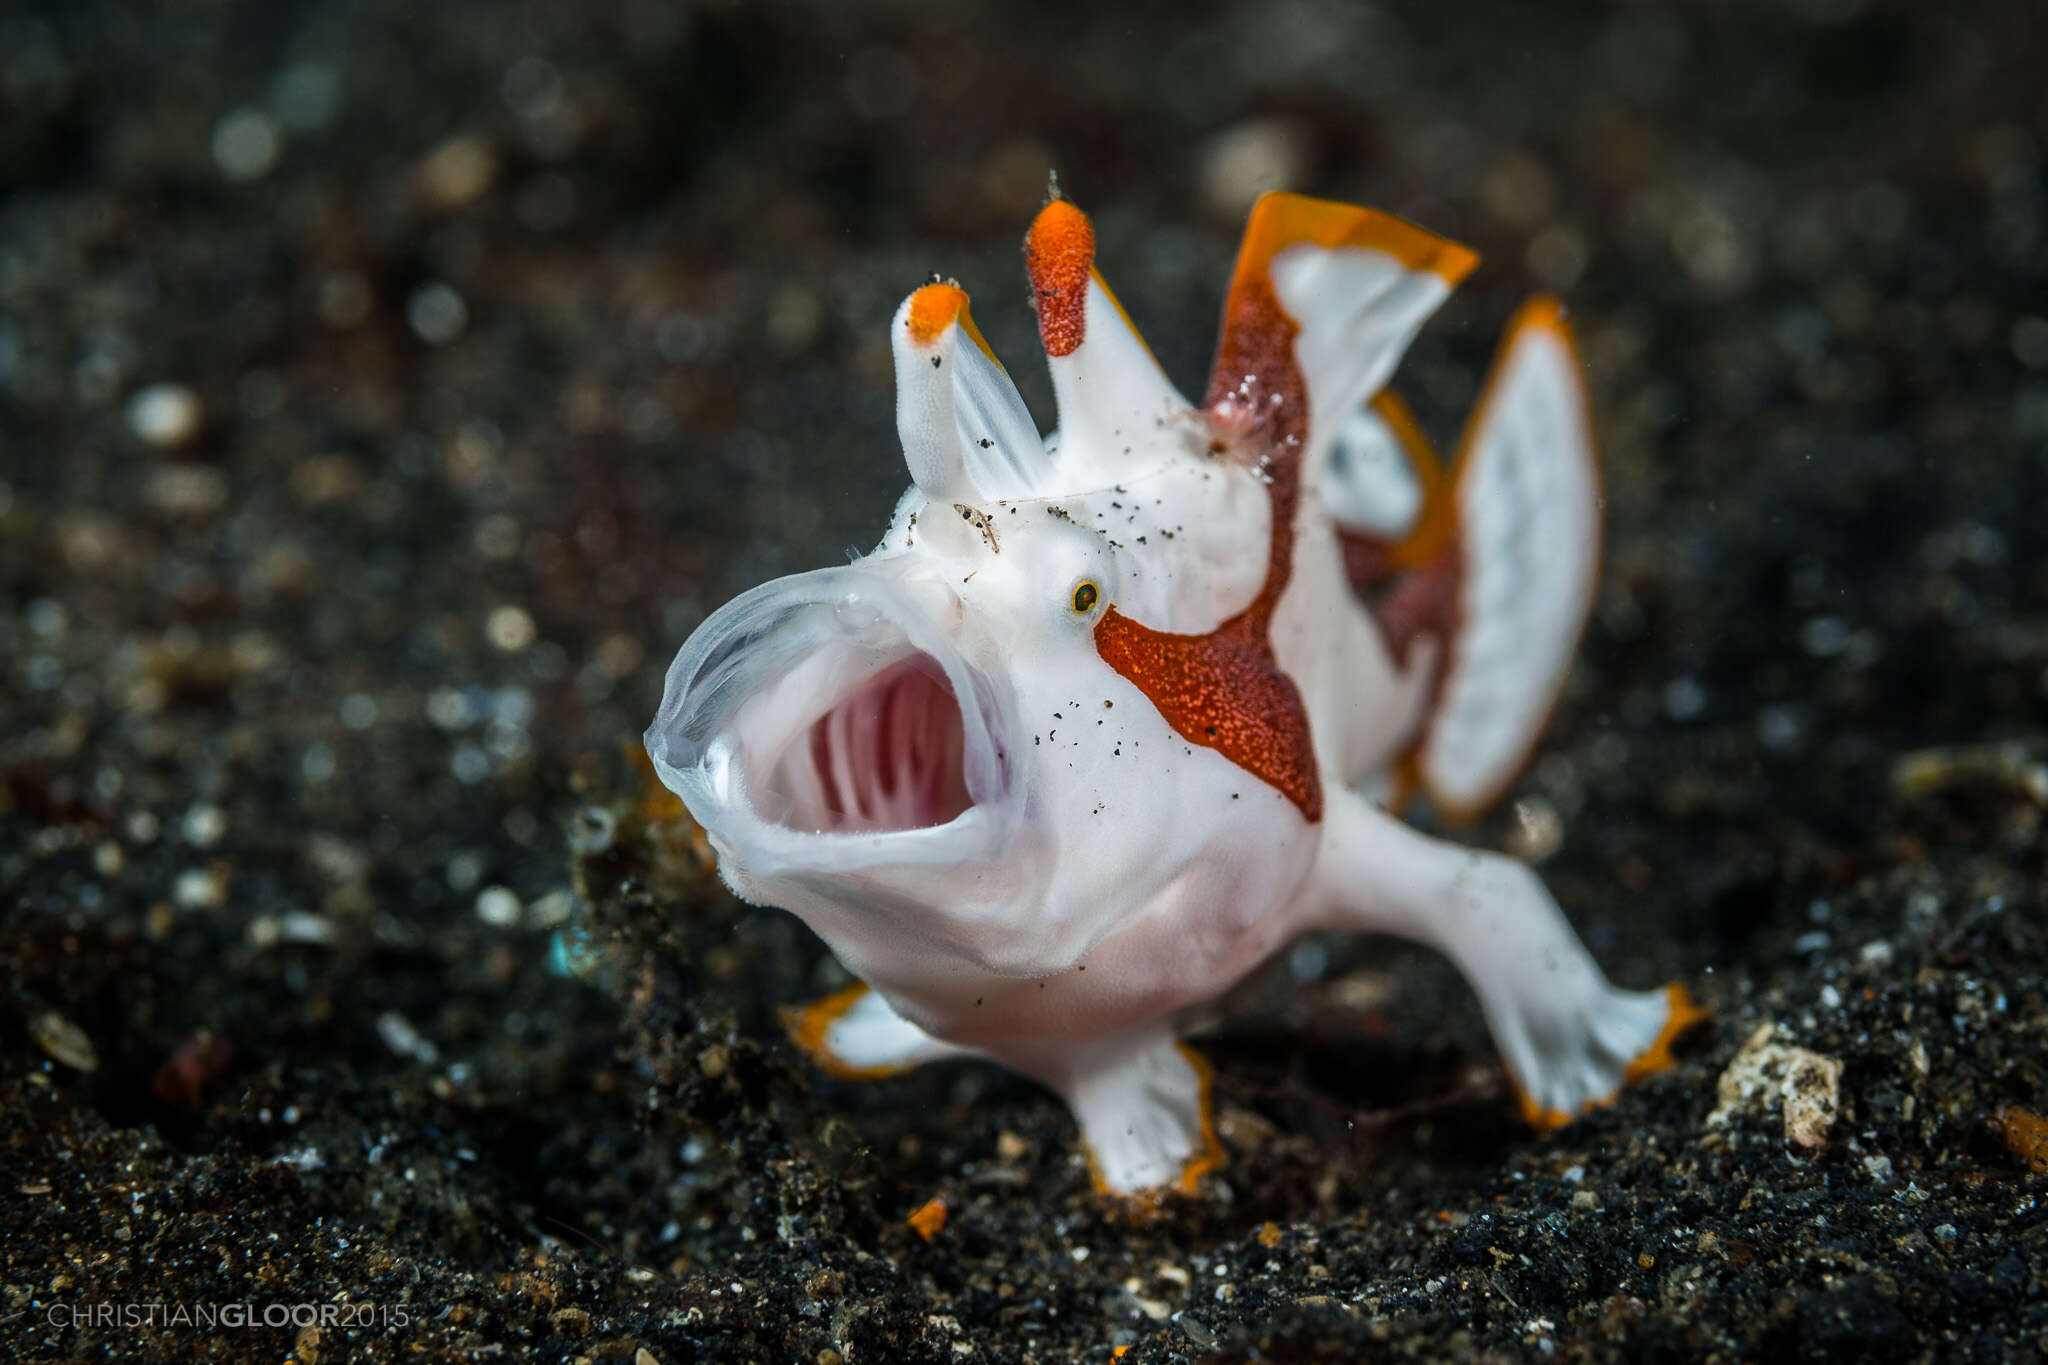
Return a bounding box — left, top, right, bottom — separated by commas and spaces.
645, 562, 1019, 878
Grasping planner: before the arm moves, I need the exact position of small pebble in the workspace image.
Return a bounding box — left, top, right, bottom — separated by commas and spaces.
174, 865, 228, 910
375, 1010, 438, 1064
415, 134, 499, 212
475, 885, 522, 928
406, 282, 468, 345
1508, 796, 1565, 863
1663, 676, 1707, 720
126, 384, 204, 447
1199, 117, 1308, 219
526, 890, 575, 928
145, 464, 229, 515
1707, 1022, 1843, 1149
277, 912, 336, 945
211, 107, 281, 181
486, 605, 536, 652
30, 1012, 98, 1072
182, 803, 227, 848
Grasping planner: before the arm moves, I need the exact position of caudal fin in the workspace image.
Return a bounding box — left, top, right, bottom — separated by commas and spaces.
1416, 296, 1600, 820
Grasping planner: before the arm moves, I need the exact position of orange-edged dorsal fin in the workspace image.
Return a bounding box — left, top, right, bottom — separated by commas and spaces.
1207, 193, 1477, 473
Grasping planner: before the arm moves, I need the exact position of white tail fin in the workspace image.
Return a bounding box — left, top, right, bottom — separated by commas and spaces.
1418, 297, 1600, 819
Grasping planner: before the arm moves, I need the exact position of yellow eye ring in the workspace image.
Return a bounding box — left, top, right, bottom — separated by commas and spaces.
1070, 580, 1100, 615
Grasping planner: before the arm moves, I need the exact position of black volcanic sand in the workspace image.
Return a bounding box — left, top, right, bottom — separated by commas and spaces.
5, 1, 2047, 1361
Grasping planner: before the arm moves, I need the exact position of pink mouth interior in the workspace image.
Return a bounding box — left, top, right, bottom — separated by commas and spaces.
764, 656, 973, 833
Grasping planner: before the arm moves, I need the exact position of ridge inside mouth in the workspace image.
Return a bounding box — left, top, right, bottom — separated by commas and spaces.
757, 652, 972, 833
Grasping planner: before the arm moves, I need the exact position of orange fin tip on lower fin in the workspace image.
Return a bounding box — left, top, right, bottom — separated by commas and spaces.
1510, 982, 1710, 1132
1624, 982, 1710, 1086
781, 983, 911, 1082
1085, 1042, 1226, 1215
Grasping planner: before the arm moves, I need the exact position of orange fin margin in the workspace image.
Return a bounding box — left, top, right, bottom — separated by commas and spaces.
1085, 1042, 1226, 1212
781, 983, 916, 1082
1514, 983, 1710, 1132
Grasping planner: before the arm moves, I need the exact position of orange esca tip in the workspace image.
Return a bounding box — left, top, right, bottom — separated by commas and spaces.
906, 282, 969, 345
1025, 198, 1095, 358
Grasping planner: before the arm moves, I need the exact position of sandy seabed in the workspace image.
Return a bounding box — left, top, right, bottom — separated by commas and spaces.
4, 1, 2046, 1360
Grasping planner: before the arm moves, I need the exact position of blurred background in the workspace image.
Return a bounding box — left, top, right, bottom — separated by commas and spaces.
4, 0, 2047, 1359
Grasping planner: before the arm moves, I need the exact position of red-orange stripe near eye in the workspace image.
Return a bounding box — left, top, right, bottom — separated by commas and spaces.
1025, 198, 1094, 358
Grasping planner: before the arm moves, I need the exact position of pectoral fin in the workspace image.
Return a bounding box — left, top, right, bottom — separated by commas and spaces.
783, 983, 974, 1080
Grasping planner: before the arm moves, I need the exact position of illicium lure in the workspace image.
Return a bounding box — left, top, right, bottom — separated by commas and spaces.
647, 189, 1701, 1194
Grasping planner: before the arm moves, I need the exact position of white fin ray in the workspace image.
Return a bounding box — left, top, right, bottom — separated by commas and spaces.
1420, 298, 1600, 817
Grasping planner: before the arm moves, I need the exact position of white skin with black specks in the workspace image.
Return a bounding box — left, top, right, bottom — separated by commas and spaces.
647, 195, 1688, 1193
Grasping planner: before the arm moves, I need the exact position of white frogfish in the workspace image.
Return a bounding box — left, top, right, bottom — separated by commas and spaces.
646, 190, 1703, 1195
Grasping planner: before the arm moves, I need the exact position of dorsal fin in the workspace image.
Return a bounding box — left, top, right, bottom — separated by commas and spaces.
1024, 197, 1193, 483
1206, 193, 1478, 478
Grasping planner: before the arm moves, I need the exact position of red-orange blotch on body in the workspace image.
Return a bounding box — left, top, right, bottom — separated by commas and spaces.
1094, 609, 1322, 820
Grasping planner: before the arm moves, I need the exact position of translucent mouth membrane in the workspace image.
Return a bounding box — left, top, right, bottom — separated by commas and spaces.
645, 565, 1015, 875
769, 653, 972, 833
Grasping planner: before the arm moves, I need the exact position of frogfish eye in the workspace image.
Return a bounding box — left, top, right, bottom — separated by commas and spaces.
1070, 580, 1100, 615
